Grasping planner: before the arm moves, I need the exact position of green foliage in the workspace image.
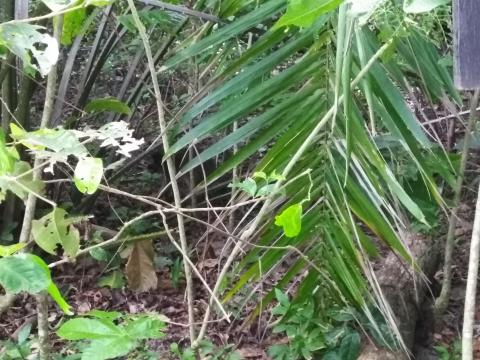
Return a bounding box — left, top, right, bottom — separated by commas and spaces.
32, 208, 82, 257
170, 340, 241, 360
274, 204, 303, 238
228, 171, 285, 197
0, 243, 26, 257
268, 291, 361, 360
84, 97, 132, 116
434, 340, 461, 360
62, 8, 87, 45
0, 323, 33, 359
57, 312, 166, 360
275, 0, 343, 28
0, 23, 59, 76
0, 253, 71, 313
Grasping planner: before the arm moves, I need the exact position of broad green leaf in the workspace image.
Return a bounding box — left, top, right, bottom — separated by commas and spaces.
86, 310, 122, 321
0, 243, 26, 257
28, 253, 73, 314
403, 0, 450, 13
0, 161, 45, 202
338, 332, 361, 360
124, 315, 166, 339
74, 157, 103, 194
0, 254, 50, 294
31, 208, 81, 257
57, 318, 123, 340
274, 204, 302, 237
98, 270, 125, 289
62, 8, 87, 45
275, 0, 343, 28
81, 338, 136, 360
0, 23, 59, 76
84, 97, 132, 115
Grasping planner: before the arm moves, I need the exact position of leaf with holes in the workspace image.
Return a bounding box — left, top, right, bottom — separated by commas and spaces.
74, 157, 103, 194
31, 208, 81, 257
125, 241, 158, 292
0, 23, 59, 77
274, 203, 303, 238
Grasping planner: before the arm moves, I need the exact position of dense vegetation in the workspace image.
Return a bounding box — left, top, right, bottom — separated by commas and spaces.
0, 0, 477, 359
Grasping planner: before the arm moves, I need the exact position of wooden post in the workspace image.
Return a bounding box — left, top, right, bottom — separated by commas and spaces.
454, 0, 480, 89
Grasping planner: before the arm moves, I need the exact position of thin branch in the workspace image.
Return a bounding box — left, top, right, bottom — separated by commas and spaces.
125, 0, 197, 344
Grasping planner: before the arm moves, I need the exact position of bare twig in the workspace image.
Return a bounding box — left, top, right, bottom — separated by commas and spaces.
125, 0, 197, 344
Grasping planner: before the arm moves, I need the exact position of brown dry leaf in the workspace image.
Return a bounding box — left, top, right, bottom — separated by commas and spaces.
125, 240, 158, 292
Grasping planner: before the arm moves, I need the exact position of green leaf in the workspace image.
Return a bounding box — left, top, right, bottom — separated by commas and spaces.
62, 8, 87, 45
0, 161, 44, 203
81, 338, 136, 360
10, 125, 88, 157
74, 157, 103, 194
57, 318, 123, 340
274, 203, 302, 237
86, 310, 122, 321
85, 97, 132, 115
0, 129, 16, 174
31, 208, 81, 257
0, 254, 50, 294
275, 0, 343, 28
123, 315, 166, 339
228, 178, 257, 197
0, 243, 26, 257
0, 23, 59, 77
338, 332, 361, 360
403, 0, 450, 13
98, 270, 125, 289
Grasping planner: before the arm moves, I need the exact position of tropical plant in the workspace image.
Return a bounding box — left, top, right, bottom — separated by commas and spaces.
0, 0, 466, 359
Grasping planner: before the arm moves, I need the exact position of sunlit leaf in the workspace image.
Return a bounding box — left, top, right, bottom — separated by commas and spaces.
0, 243, 26, 257
74, 157, 103, 194
274, 204, 303, 237
0, 254, 50, 294
403, 0, 450, 13
0, 161, 45, 203
275, 0, 343, 28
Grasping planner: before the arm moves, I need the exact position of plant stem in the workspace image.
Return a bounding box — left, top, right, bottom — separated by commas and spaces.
125, 0, 197, 344
193, 37, 394, 347
36, 292, 50, 360
435, 89, 480, 319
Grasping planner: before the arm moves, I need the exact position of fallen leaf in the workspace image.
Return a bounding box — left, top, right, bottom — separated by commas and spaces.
125, 240, 158, 292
